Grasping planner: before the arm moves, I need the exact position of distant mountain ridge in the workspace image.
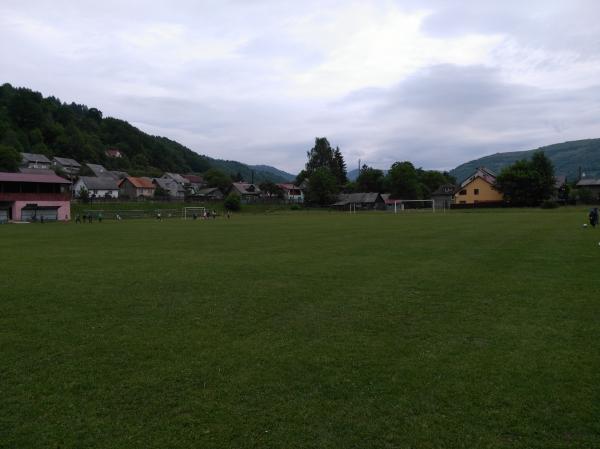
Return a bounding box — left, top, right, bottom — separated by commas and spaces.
206, 159, 295, 184
450, 139, 600, 182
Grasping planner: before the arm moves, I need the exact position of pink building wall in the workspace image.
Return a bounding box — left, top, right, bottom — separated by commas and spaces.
11, 200, 71, 221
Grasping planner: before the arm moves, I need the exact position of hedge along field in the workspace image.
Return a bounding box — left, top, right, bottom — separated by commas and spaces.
1, 210, 599, 448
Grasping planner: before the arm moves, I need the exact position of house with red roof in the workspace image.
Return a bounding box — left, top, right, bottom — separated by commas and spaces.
276, 183, 304, 203
105, 148, 123, 158
0, 171, 71, 222
118, 177, 156, 199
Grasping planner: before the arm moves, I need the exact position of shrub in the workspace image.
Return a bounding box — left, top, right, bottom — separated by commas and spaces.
290, 204, 302, 210
224, 193, 241, 211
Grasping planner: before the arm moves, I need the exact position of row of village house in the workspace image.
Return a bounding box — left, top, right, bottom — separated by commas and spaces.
19, 152, 304, 202
2, 152, 599, 222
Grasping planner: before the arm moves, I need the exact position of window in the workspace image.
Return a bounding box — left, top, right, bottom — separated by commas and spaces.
459, 189, 466, 195
474, 189, 480, 195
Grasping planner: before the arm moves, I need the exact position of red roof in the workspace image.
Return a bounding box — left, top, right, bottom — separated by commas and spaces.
277, 183, 299, 191
183, 174, 204, 183
0, 171, 71, 184
105, 149, 122, 157
120, 176, 155, 189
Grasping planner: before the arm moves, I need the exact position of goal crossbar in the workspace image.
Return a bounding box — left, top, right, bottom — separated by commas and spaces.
183, 207, 206, 219
391, 199, 435, 213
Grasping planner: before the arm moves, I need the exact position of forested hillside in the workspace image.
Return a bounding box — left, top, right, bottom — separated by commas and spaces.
0, 83, 292, 182
451, 139, 600, 182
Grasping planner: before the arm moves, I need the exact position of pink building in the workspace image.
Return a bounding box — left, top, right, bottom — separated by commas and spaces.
0, 172, 71, 222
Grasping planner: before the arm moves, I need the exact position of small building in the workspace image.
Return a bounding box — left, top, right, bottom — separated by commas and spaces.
85, 163, 126, 180
454, 167, 503, 205
152, 177, 185, 199
73, 176, 119, 199
162, 173, 189, 186
86, 163, 112, 178
431, 184, 457, 210
183, 174, 206, 192
277, 183, 304, 203
105, 148, 123, 158
118, 176, 155, 198
52, 156, 81, 175
0, 171, 71, 221
20, 153, 52, 170
576, 178, 600, 201
332, 192, 385, 210
196, 187, 224, 200
231, 182, 262, 202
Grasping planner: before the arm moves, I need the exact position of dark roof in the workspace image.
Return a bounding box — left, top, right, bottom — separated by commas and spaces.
183, 174, 204, 183
431, 184, 457, 196
333, 192, 382, 205
232, 182, 261, 195
78, 176, 119, 190
576, 178, 600, 187
53, 156, 81, 167
0, 171, 70, 184
21, 152, 52, 164
86, 163, 110, 177
197, 187, 222, 195
459, 167, 496, 187
109, 170, 129, 179
162, 173, 188, 184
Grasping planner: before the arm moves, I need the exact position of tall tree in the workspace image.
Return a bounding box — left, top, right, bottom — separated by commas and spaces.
306, 167, 338, 206
304, 138, 347, 185
204, 168, 233, 191
332, 147, 348, 185
0, 145, 21, 172
495, 151, 555, 206
356, 164, 385, 192
386, 161, 421, 199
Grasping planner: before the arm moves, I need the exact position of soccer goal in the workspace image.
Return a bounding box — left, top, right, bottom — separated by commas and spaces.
391, 199, 435, 213
183, 207, 206, 219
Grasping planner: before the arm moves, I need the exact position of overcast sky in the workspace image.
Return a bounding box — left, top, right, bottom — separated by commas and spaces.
2, 0, 600, 173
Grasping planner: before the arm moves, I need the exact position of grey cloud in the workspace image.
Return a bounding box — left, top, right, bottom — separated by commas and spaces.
337, 64, 600, 170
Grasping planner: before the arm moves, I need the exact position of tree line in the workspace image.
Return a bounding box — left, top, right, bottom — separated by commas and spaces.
297, 137, 455, 205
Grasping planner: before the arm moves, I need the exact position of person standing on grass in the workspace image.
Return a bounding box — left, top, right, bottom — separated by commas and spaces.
75, 214, 81, 224
590, 207, 599, 228
98, 212, 103, 223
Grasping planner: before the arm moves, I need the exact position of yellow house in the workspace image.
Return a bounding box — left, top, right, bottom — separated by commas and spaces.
454, 167, 503, 205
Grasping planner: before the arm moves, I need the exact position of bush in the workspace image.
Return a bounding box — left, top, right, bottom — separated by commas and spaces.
224, 193, 241, 211
540, 200, 559, 209
290, 204, 302, 210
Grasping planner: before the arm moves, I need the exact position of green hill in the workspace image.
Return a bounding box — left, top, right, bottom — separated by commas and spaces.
451, 139, 600, 182
0, 83, 291, 182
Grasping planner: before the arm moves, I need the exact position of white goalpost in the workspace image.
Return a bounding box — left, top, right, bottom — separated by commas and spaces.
183, 207, 206, 219
392, 199, 435, 213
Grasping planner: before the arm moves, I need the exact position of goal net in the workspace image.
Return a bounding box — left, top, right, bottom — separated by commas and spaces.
390, 200, 435, 213
183, 207, 206, 219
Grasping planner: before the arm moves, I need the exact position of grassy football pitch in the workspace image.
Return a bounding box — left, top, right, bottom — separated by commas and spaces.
1, 209, 599, 448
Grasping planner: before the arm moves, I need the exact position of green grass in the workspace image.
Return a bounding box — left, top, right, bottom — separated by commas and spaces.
1, 209, 599, 448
